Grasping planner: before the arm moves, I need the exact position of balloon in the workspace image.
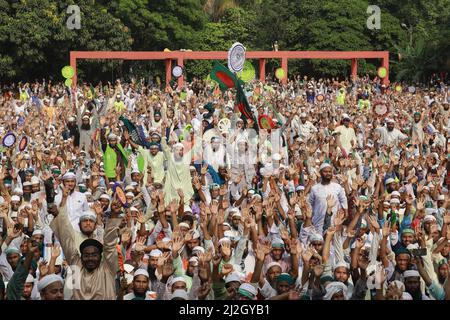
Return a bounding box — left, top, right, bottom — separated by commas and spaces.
65, 78, 73, 87
395, 85, 402, 92
61, 66, 75, 79
237, 61, 255, 82
275, 68, 285, 80
377, 67, 387, 78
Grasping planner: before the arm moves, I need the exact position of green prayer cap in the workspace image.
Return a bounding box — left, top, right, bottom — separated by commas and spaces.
401, 228, 415, 236
276, 273, 294, 285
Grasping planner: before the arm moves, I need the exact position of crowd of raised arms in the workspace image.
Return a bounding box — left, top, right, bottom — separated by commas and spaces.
0, 74, 449, 300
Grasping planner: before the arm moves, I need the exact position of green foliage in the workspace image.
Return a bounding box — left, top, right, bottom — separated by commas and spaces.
0, 0, 447, 82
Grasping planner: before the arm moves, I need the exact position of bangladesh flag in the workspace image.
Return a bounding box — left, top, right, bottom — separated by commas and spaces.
210, 61, 239, 92
119, 115, 148, 148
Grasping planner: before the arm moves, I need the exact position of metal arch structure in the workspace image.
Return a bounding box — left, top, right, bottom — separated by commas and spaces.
70, 50, 389, 87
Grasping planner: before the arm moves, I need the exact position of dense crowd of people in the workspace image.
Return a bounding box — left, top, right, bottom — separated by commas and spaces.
0, 74, 449, 300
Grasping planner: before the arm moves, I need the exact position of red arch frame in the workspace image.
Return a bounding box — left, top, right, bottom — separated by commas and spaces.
70, 50, 389, 87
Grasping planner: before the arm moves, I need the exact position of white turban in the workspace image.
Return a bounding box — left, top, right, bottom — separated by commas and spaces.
319, 162, 332, 171
37, 274, 64, 292
403, 270, 420, 278
323, 282, 348, 300
134, 268, 149, 279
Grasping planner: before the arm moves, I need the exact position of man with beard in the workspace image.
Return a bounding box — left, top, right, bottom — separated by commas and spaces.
101, 132, 128, 182
161, 123, 194, 206
308, 163, 348, 232
375, 118, 408, 146
65, 116, 80, 147
295, 112, 318, 141
123, 269, 156, 300
147, 249, 162, 290
403, 270, 431, 300
78, 114, 96, 152
54, 172, 89, 232
334, 114, 357, 156
5, 240, 38, 300
405, 111, 427, 145
49, 186, 122, 300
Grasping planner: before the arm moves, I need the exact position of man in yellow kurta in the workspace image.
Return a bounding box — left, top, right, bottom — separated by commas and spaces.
161, 134, 194, 206
50, 186, 122, 300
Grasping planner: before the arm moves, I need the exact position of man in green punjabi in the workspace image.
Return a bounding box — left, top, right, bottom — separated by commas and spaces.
100, 130, 128, 181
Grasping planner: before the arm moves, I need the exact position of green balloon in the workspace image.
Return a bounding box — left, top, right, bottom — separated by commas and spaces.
237, 61, 255, 82
61, 66, 75, 79
65, 78, 73, 87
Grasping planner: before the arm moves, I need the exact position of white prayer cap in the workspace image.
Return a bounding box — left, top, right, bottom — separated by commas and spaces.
178, 222, 190, 229
149, 249, 163, 258
300, 112, 307, 118
192, 230, 200, 239
171, 276, 187, 286
125, 185, 134, 191
391, 191, 401, 198
218, 237, 231, 245
323, 282, 348, 300
192, 246, 205, 254
386, 118, 395, 124
99, 194, 111, 201
173, 143, 184, 150
13, 188, 23, 196
309, 233, 324, 243
342, 113, 350, 119
130, 206, 139, 212
189, 256, 199, 266
82, 115, 90, 120
222, 222, 231, 229
403, 270, 420, 278
123, 264, 134, 273
171, 289, 188, 300
37, 274, 64, 292
131, 168, 140, 174
62, 172, 76, 180
390, 198, 400, 204
266, 262, 282, 271
26, 274, 35, 284
134, 268, 149, 279
385, 178, 396, 185
126, 192, 135, 198
225, 272, 242, 284
32, 229, 43, 236
319, 162, 332, 171
23, 181, 32, 187
108, 133, 118, 140
271, 238, 285, 248
296, 185, 305, 192
11, 195, 21, 202
238, 283, 258, 299
423, 215, 436, 223
79, 210, 97, 221
333, 261, 350, 271
68, 116, 75, 122
438, 195, 445, 201
223, 230, 234, 239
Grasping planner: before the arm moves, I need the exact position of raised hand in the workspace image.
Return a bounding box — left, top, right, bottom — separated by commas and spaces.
176, 188, 184, 199
171, 232, 185, 253
313, 264, 324, 278
220, 263, 234, 277
51, 245, 61, 259
220, 241, 231, 258
333, 209, 346, 227
134, 236, 146, 252
168, 199, 179, 213
38, 261, 49, 279
200, 163, 208, 176
92, 201, 103, 216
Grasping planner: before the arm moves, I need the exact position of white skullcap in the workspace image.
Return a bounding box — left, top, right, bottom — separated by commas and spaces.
131, 168, 140, 174
11, 195, 21, 202
171, 289, 188, 300
423, 215, 436, 223
266, 262, 282, 271
192, 246, 205, 254
223, 230, 234, 239
300, 112, 307, 117
386, 118, 395, 124
108, 133, 118, 140
309, 233, 324, 243
23, 181, 32, 187
13, 188, 23, 196
171, 276, 187, 286
385, 178, 395, 185
79, 211, 97, 221
126, 192, 135, 198
32, 229, 43, 236
37, 274, 64, 292
391, 191, 401, 197
342, 113, 350, 119
173, 143, 184, 150
149, 249, 163, 258
218, 237, 231, 245
239, 283, 258, 297
25, 274, 35, 284
178, 222, 190, 229
323, 282, 348, 300
403, 270, 420, 278
134, 268, 149, 279
62, 172, 76, 180
390, 198, 400, 204
189, 256, 199, 266
438, 195, 445, 201
319, 162, 332, 171
296, 185, 305, 191
31, 176, 40, 184
99, 194, 111, 201
333, 261, 350, 271
82, 115, 89, 120
225, 272, 242, 284
68, 116, 75, 122
125, 185, 134, 191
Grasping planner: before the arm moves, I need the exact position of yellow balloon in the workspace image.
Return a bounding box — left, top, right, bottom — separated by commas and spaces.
164, 48, 171, 52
